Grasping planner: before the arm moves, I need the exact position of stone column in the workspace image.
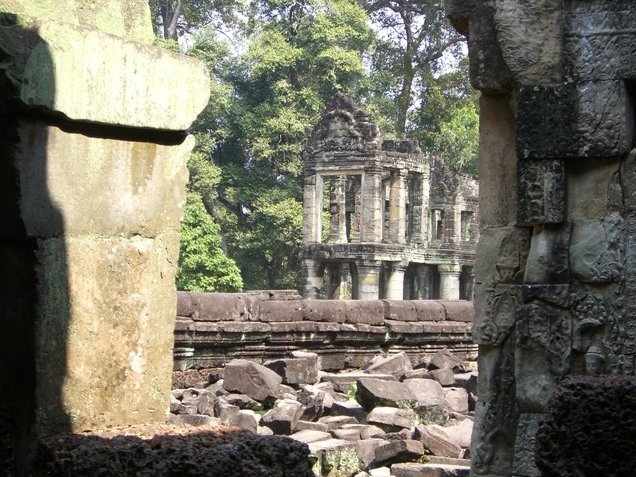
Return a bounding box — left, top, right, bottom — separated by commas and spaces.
438, 264, 462, 300
0, 2, 209, 465
302, 259, 324, 299
302, 174, 321, 243
388, 170, 407, 244
414, 264, 433, 299
385, 263, 406, 300
356, 260, 382, 300
328, 175, 347, 243
361, 168, 383, 243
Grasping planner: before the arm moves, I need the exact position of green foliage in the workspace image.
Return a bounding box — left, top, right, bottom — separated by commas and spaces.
177, 192, 243, 292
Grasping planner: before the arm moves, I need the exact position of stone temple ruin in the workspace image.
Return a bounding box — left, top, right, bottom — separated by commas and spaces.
301, 95, 479, 301
446, 0, 636, 476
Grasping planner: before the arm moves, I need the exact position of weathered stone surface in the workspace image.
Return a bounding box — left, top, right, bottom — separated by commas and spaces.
290, 429, 332, 444
423, 369, 456, 387
2, 0, 155, 43
317, 415, 360, 431
427, 350, 467, 373
332, 427, 362, 442
223, 359, 282, 402
35, 233, 179, 433
367, 407, 417, 432
214, 398, 240, 427
15, 125, 192, 238
535, 376, 636, 477
413, 425, 462, 458
177, 292, 252, 321
298, 385, 326, 421
344, 300, 385, 325
371, 440, 425, 467
261, 399, 304, 435
310, 439, 363, 477
356, 378, 417, 411
364, 352, 413, 378
330, 400, 366, 422
403, 379, 446, 408
391, 461, 469, 477
442, 388, 469, 414
442, 419, 473, 449
257, 299, 304, 322
523, 225, 571, 284
291, 350, 319, 383
266, 358, 310, 385
517, 81, 634, 160
296, 420, 329, 433
355, 438, 387, 469
517, 159, 565, 225
236, 410, 259, 433
321, 372, 396, 393
0, 17, 209, 130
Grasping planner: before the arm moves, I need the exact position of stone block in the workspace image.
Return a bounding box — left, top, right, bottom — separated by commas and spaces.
303, 299, 346, 322
266, 358, 310, 385
298, 385, 326, 421
296, 420, 329, 433
371, 440, 425, 467
403, 379, 446, 408
412, 301, 446, 322
383, 300, 418, 322
436, 301, 474, 323
317, 415, 360, 431
364, 351, 413, 378
261, 399, 304, 435
213, 398, 240, 427
443, 388, 469, 414
309, 439, 363, 477
223, 359, 282, 403
182, 292, 252, 322
512, 412, 545, 477
291, 429, 332, 444
291, 350, 319, 383
569, 218, 623, 283
424, 369, 456, 387
443, 419, 473, 449
342, 424, 386, 440
427, 350, 468, 373
35, 234, 179, 433
355, 438, 386, 469
356, 378, 417, 411
257, 299, 303, 322
2, 0, 155, 43
391, 462, 469, 477
15, 125, 192, 238
523, 224, 571, 284
367, 407, 417, 432
0, 17, 209, 129
330, 401, 366, 423
236, 410, 258, 433
517, 159, 565, 225
413, 425, 462, 458
331, 427, 361, 441
564, 0, 636, 81
321, 372, 396, 393
344, 300, 385, 325
517, 81, 634, 159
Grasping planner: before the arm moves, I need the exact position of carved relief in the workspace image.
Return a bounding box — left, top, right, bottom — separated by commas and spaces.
570, 215, 623, 283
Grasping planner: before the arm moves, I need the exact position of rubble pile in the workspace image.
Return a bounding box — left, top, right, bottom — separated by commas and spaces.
170, 350, 477, 477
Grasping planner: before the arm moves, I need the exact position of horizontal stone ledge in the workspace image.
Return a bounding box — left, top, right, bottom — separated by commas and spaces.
176, 291, 474, 324
1, 15, 209, 130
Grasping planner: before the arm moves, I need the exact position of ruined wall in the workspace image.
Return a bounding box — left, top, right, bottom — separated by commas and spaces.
174, 291, 476, 373
0, 1, 208, 471
445, 1, 636, 476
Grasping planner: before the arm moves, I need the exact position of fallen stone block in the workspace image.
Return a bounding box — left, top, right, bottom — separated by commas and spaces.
261, 399, 304, 435
321, 372, 396, 393
318, 415, 360, 430
167, 414, 220, 427
355, 438, 387, 469
403, 378, 446, 408
414, 425, 462, 458
367, 407, 417, 432
453, 371, 478, 395
223, 359, 282, 402
443, 388, 469, 413
290, 429, 332, 444
372, 440, 425, 467
310, 438, 363, 477
266, 358, 311, 385
214, 398, 240, 426
331, 427, 361, 441
443, 418, 473, 448
427, 350, 468, 373
236, 410, 258, 433
298, 385, 326, 421
291, 350, 319, 383
356, 378, 417, 411
225, 393, 263, 411
330, 400, 366, 422
296, 420, 329, 433
391, 462, 470, 477
364, 351, 413, 378
369, 467, 391, 477
424, 369, 456, 386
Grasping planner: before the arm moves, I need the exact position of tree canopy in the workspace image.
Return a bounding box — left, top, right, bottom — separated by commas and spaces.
152, 0, 478, 292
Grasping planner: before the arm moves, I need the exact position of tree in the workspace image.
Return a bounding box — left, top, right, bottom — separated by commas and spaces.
359, 0, 465, 135
177, 191, 243, 292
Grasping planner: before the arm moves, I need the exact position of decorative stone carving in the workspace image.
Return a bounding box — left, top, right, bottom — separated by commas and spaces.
517, 159, 565, 225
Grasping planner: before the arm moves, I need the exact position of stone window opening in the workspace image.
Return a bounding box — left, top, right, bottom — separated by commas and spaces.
319, 174, 362, 244
431, 209, 444, 240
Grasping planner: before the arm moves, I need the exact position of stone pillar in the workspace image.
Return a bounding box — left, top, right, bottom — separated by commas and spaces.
331, 262, 351, 299
0, 2, 209, 468
361, 168, 383, 243
302, 174, 321, 243
388, 170, 407, 244
302, 259, 324, 299
356, 260, 382, 300
414, 265, 433, 299
438, 264, 462, 300
328, 175, 347, 243
385, 263, 406, 300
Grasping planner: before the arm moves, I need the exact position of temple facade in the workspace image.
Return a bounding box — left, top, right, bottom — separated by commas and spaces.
300, 95, 478, 301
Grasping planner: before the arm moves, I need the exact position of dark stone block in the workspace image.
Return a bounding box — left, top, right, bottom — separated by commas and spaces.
517, 159, 565, 225
517, 81, 633, 160
536, 376, 636, 477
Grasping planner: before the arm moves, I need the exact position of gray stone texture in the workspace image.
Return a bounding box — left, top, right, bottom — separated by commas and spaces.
446, 1, 636, 476
223, 359, 282, 402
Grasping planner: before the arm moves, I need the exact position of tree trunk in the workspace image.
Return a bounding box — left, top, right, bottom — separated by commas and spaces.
395, 61, 415, 134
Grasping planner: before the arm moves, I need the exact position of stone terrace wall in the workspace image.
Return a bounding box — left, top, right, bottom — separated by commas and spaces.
174, 291, 476, 373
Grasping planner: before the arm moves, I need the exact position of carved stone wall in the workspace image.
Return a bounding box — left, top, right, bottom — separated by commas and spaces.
446, 1, 636, 476
301, 94, 479, 302
0, 1, 208, 472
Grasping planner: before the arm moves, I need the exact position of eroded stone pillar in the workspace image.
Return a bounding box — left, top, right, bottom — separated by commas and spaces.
356, 260, 382, 300
439, 264, 462, 300
302, 259, 324, 299
385, 263, 406, 300
0, 2, 209, 468
328, 175, 347, 243
388, 169, 407, 244
361, 168, 383, 242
